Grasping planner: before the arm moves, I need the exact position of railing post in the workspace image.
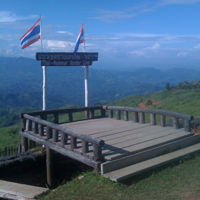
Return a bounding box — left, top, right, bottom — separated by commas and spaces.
139, 112, 145, 123
133, 112, 139, 122
21, 118, 26, 131
33, 122, 38, 134
53, 129, 59, 142
124, 111, 129, 121
150, 114, 156, 125
108, 110, 113, 118
71, 136, 77, 149
115, 110, 121, 120
160, 115, 166, 127
53, 113, 59, 124
46, 126, 53, 139
26, 119, 32, 131
82, 140, 89, 154
173, 117, 179, 129
85, 110, 90, 119
61, 132, 68, 146
39, 123, 44, 136
185, 119, 191, 132
39, 115, 44, 136
21, 136, 28, 152
93, 144, 102, 161
89, 109, 94, 119
69, 112, 73, 122
101, 108, 106, 117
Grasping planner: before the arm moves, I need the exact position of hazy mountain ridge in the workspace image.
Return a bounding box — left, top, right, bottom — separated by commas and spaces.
1, 56, 200, 109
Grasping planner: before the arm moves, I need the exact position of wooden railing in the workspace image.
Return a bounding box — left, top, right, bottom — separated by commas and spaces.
19, 106, 105, 168
0, 145, 21, 157
103, 106, 193, 132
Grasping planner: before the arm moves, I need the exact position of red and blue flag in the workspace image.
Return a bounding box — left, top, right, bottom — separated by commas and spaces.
20, 18, 41, 49
74, 23, 84, 52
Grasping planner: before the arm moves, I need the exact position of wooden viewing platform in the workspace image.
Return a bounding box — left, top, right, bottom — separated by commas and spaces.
19, 106, 200, 185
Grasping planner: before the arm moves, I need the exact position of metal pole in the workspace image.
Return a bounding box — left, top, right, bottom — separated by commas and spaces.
40, 15, 46, 110
83, 20, 89, 107
42, 66, 46, 110
85, 66, 88, 107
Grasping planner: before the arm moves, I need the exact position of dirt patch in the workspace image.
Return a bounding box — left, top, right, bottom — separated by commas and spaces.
138, 100, 161, 108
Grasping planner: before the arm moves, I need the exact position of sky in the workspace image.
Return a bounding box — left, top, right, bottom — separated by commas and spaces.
1, 0, 200, 70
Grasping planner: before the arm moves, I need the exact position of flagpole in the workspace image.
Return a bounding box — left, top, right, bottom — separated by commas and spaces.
40, 15, 46, 111
83, 20, 89, 108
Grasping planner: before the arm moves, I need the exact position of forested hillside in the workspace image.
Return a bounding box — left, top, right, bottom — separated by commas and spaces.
1, 56, 200, 127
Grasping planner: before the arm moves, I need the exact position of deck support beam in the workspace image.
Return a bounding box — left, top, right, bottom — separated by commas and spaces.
46, 147, 53, 188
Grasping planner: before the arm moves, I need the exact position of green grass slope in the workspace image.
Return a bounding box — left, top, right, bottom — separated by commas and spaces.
39, 86, 200, 200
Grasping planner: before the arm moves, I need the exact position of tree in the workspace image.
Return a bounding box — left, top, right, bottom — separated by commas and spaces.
165, 82, 171, 91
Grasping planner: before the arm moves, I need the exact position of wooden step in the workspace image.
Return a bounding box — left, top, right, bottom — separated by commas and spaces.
101, 134, 200, 174
103, 142, 200, 182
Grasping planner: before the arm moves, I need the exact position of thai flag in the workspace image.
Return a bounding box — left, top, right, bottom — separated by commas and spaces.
74, 23, 84, 52
20, 18, 41, 49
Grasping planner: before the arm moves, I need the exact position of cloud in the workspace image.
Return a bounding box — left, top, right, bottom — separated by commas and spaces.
130, 50, 145, 57
93, 0, 200, 23
177, 51, 188, 57
0, 11, 38, 22
45, 40, 74, 51
156, 0, 200, 7
145, 42, 160, 51
56, 31, 74, 36
194, 43, 200, 49
93, 9, 137, 23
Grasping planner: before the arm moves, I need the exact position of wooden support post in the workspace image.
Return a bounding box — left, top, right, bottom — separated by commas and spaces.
185, 119, 191, 132
93, 144, 102, 161
21, 136, 28, 152
46, 147, 53, 188
150, 114, 156, 125
69, 112, 73, 122
173, 117, 179, 129
26, 119, 32, 131
5, 147, 7, 156
21, 118, 26, 131
160, 115, 166, 127
61, 132, 68, 146
101, 108, 106, 117
33, 122, 39, 134
85, 110, 90, 119
115, 110, 121, 120
46, 126, 52, 139
139, 112, 145, 123
89, 109, 94, 119
53, 113, 58, 124
39, 124, 44, 136
124, 111, 129, 121
53, 129, 59, 142
71, 136, 77, 149
133, 112, 139, 122
108, 110, 113, 118
82, 140, 89, 154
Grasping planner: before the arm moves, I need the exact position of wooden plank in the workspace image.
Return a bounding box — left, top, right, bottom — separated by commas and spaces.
102, 128, 185, 146
103, 131, 192, 160
101, 134, 200, 174
104, 143, 200, 182
0, 180, 48, 200
95, 125, 176, 142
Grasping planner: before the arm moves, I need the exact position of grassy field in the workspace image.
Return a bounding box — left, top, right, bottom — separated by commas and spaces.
2, 87, 200, 199
39, 87, 200, 200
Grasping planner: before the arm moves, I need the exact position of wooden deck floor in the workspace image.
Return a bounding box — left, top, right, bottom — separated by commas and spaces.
61, 118, 193, 161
